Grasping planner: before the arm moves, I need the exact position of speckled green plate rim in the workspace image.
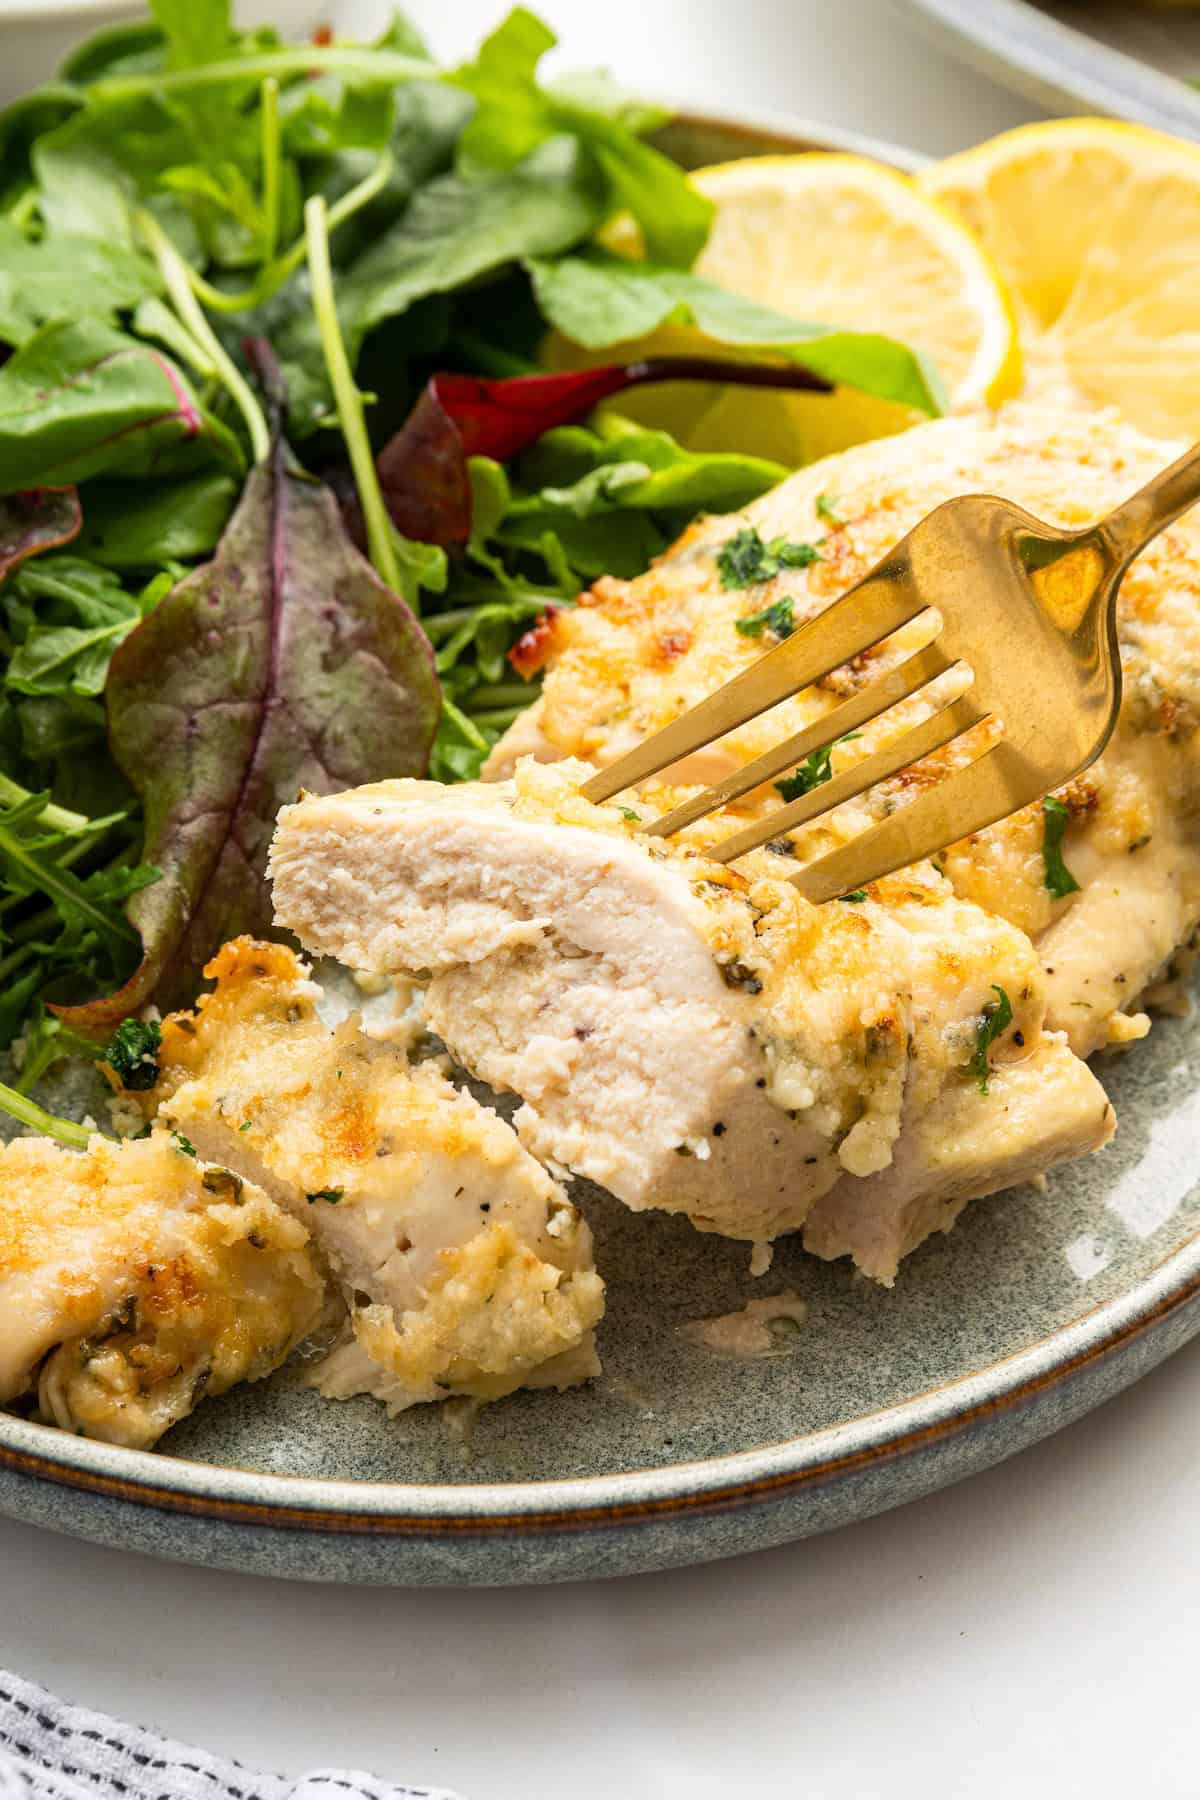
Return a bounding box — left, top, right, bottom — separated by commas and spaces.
4, 1220, 1198, 1538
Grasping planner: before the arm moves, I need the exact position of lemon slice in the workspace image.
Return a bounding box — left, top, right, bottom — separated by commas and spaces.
920, 119, 1200, 437
546, 153, 1020, 465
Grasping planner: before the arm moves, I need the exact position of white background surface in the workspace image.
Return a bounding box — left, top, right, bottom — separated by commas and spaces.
3, 4, 1197, 1797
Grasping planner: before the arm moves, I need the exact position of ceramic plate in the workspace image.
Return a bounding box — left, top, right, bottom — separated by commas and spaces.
896, 0, 1200, 138
4, 110, 1200, 1588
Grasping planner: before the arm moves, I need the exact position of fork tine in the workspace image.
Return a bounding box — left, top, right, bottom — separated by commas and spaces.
709, 694, 987, 865
791, 741, 1033, 903
581, 553, 927, 805
647, 642, 957, 838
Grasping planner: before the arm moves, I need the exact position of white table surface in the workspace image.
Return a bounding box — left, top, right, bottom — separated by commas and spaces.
4, 4, 1198, 1797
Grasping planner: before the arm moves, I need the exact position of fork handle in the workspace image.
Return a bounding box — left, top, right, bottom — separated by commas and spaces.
1098, 437, 1200, 568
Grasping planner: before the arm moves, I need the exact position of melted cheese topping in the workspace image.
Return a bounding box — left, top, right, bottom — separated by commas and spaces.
492, 402, 1200, 1053
0, 1134, 323, 1447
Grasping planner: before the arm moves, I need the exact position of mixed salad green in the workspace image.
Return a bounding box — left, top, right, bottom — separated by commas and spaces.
0, 0, 943, 1108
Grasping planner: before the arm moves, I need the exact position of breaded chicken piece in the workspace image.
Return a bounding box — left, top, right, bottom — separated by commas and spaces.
0, 1134, 323, 1448
138, 939, 604, 1412
493, 403, 1200, 1056
270, 761, 1112, 1282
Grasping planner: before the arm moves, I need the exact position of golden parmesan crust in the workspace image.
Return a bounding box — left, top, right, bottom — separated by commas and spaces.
271, 764, 1112, 1268
0, 1134, 324, 1447
145, 937, 604, 1411
490, 402, 1200, 1050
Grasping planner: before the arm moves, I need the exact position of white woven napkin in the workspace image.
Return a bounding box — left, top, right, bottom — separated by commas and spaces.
0, 1671, 461, 1800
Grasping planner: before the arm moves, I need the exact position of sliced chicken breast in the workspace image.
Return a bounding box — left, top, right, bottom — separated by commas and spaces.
271, 761, 1112, 1282
135, 938, 604, 1412
0, 1133, 323, 1448
493, 403, 1200, 1057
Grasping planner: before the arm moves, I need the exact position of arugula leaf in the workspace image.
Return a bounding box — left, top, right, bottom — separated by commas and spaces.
1042, 793, 1082, 900
450, 8, 710, 267
55, 438, 441, 1033
0, 489, 82, 581
971, 985, 1013, 1095
4, 558, 169, 698
528, 251, 946, 413
736, 596, 794, 640
75, 473, 238, 568
718, 526, 821, 588
0, 318, 243, 494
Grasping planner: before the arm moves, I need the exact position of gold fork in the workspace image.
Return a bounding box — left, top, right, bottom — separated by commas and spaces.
581, 442, 1200, 903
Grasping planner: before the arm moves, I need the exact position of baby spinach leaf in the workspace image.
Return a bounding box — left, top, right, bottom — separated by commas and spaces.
0, 489, 81, 581
0, 220, 159, 348
528, 250, 946, 414
337, 138, 605, 344
451, 8, 710, 267
0, 318, 243, 494
56, 441, 440, 1032
60, 21, 167, 85
75, 472, 238, 568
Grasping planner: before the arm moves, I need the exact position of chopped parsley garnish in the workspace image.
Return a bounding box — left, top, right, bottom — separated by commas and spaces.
971, 985, 1013, 1095
1041, 794, 1081, 899
104, 1018, 162, 1093
735, 596, 795, 640
718, 527, 822, 590
239, 1119, 254, 1131
815, 493, 844, 525
619, 808, 642, 823
775, 734, 860, 804
171, 1130, 197, 1158
840, 890, 868, 903
306, 1187, 344, 1205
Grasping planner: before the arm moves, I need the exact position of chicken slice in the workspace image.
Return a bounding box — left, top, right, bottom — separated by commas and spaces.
270, 760, 1113, 1282
492, 402, 1200, 1056
136, 938, 604, 1412
0, 1133, 323, 1449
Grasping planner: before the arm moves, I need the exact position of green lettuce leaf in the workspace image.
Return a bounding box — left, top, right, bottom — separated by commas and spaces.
527, 249, 947, 414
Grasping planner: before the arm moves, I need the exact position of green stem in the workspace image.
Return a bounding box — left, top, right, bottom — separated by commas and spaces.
305, 193, 402, 596
468, 706, 531, 730
137, 209, 271, 464
0, 943, 37, 985
467, 682, 540, 709
422, 598, 554, 639
440, 695, 490, 751
0, 1080, 95, 1150
93, 45, 433, 103
0, 773, 89, 836
259, 76, 282, 263
0, 826, 124, 923
185, 150, 394, 317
